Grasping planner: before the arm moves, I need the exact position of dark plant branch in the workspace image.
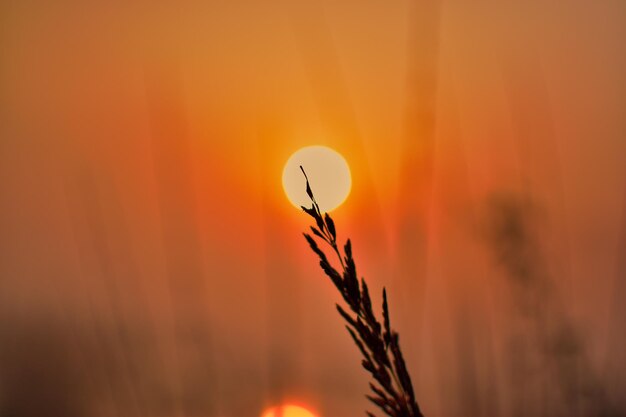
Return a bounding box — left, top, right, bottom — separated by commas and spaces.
299, 166, 424, 417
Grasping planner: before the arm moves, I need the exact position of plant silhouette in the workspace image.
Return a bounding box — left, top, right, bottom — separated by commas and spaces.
299, 166, 424, 417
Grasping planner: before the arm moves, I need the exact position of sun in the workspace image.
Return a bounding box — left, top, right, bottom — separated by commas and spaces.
260, 404, 319, 417
282, 146, 351, 212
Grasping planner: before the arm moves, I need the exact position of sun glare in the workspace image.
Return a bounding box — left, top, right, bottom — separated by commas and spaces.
282, 145, 351, 212
260, 404, 319, 417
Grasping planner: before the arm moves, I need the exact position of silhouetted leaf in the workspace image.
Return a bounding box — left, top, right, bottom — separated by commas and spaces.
302, 206, 318, 219
321, 260, 343, 290
300, 165, 314, 199
325, 213, 336, 240
337, 304, 358, 328
347, 326, 372, 362
310, 226, 327, 241
382, 288, 391, 346
303, 233, 329, 265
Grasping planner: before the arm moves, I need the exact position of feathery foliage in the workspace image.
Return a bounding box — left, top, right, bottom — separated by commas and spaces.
299, 166, 424, 417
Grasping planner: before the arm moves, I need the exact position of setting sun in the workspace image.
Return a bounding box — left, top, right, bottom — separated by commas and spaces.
260, 404, 319, 417
282, 146, 351, 212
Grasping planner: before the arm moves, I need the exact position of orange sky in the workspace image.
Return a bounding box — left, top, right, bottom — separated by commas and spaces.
1, 1, 626, 416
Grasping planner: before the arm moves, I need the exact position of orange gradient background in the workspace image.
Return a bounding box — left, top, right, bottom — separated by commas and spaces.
1, 1, 625, 416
